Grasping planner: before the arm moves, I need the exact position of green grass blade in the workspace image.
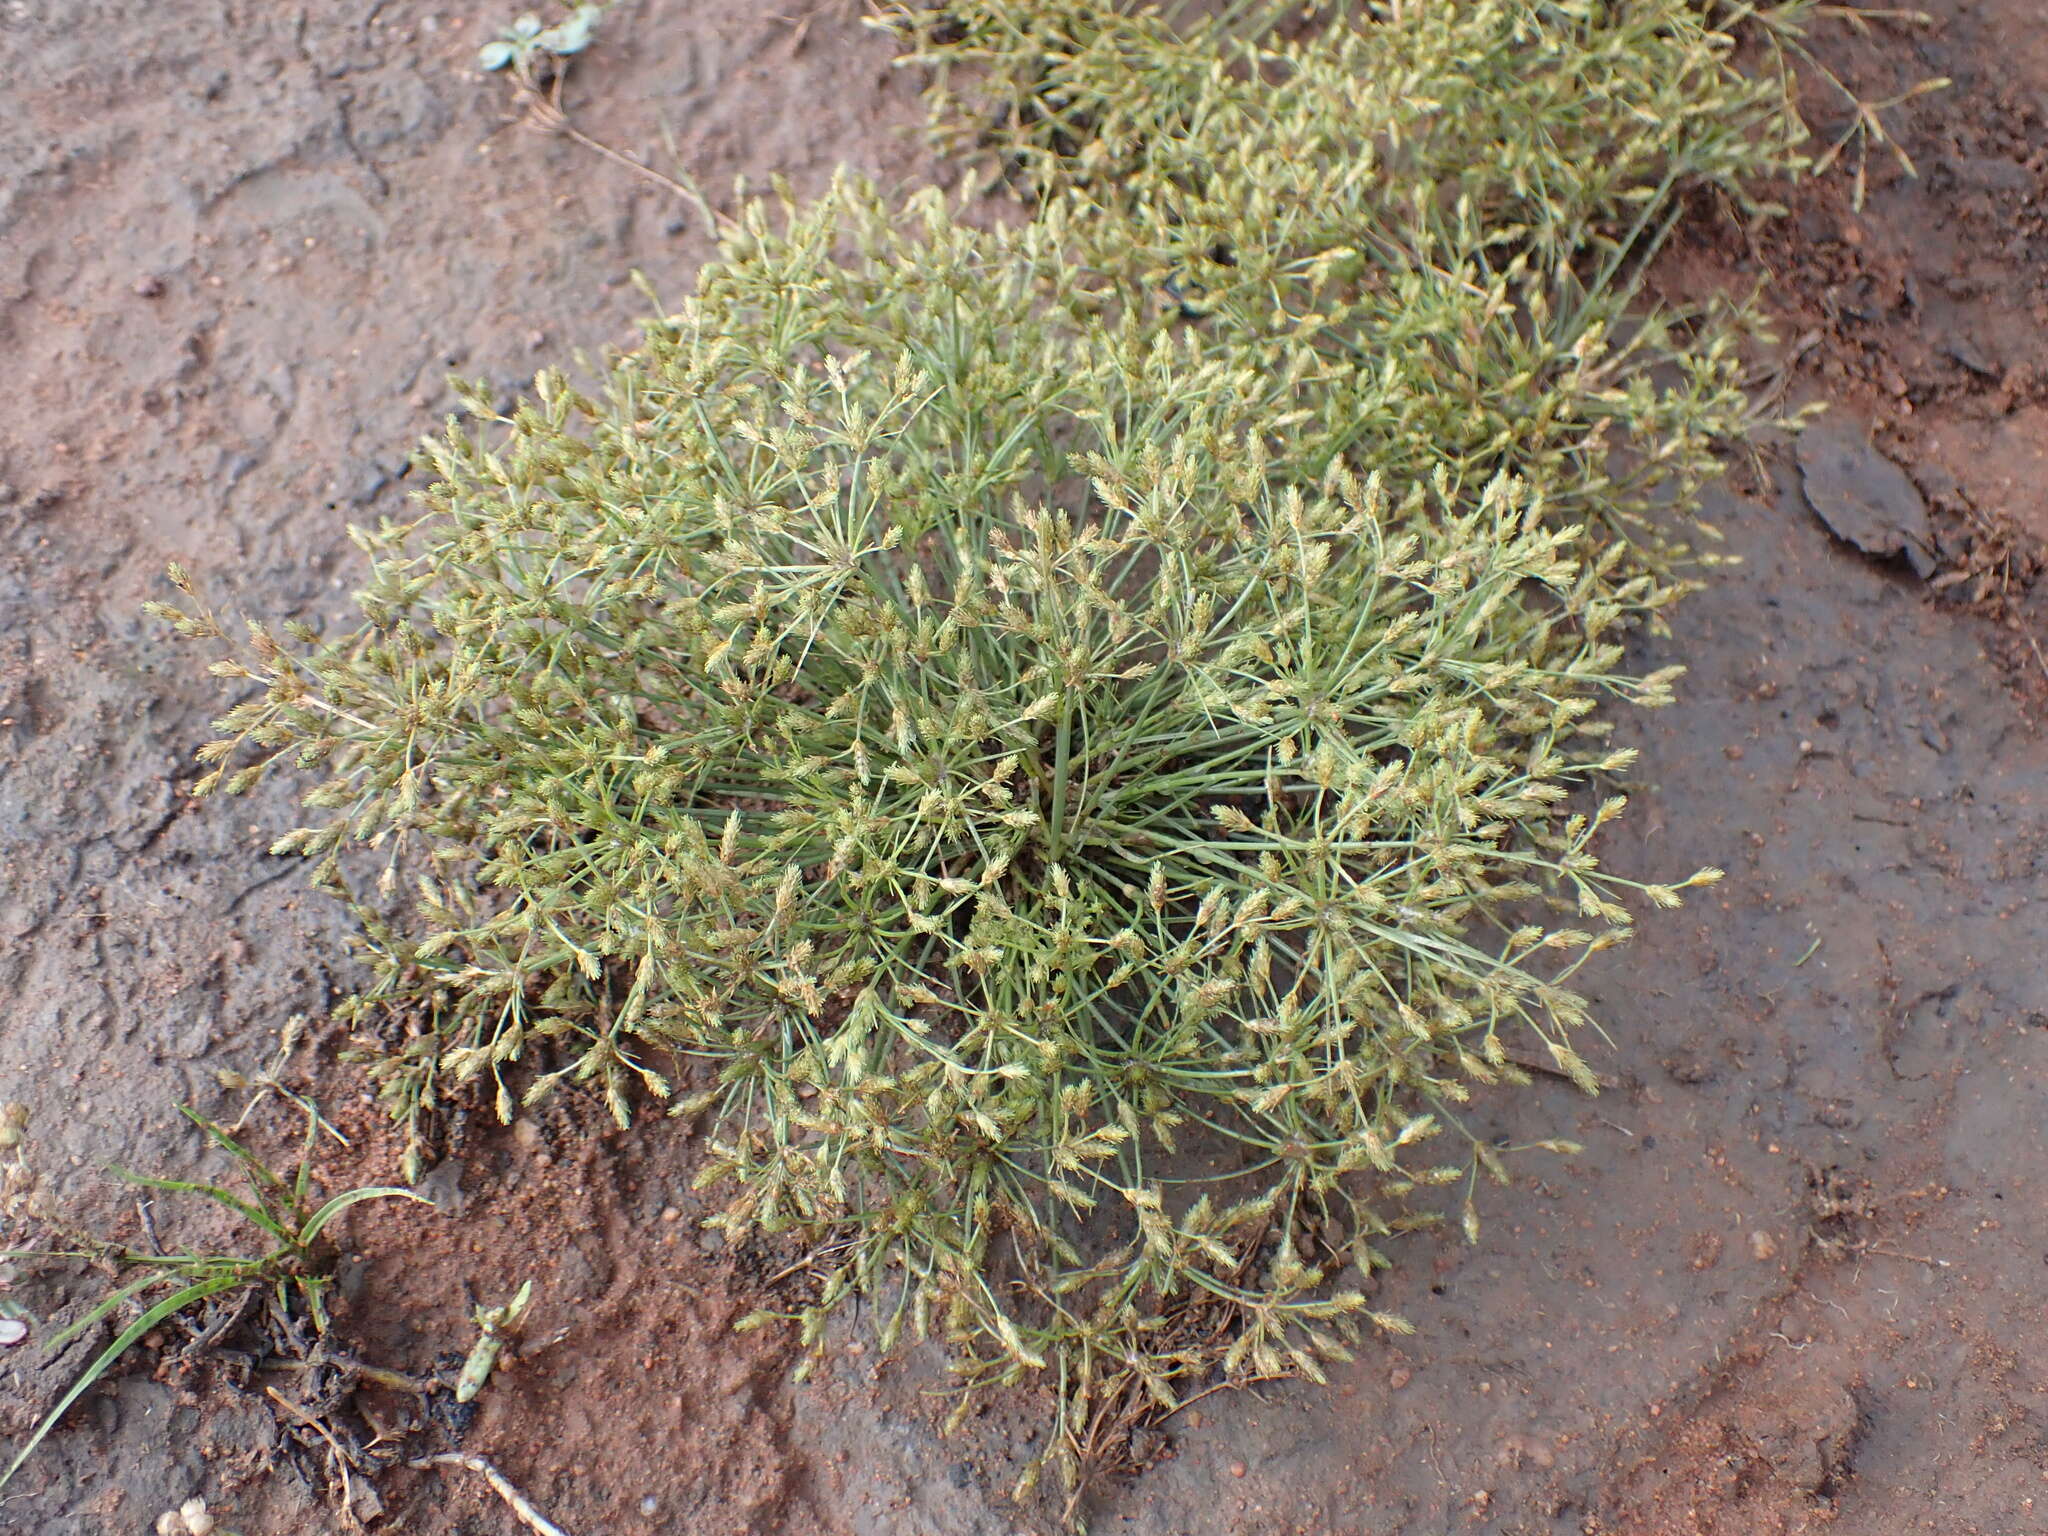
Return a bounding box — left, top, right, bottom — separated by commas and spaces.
291, 1103, 321, 1210
36, 1270, 162, 1354
109, 1167, 293, 1248
176, 1105, 291, 1201
0, 1271, 245, 1494
294, 1186, 430, 1249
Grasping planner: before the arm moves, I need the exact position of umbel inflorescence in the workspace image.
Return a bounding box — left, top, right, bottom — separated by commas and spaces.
157, 0, 1818, 1499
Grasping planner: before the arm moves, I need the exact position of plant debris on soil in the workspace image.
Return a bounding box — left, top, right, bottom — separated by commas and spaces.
4, 2, 2048, 1534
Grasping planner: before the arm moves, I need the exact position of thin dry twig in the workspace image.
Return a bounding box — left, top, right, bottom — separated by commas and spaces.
2025, 630, 2048, 689
778, 0, 849, 53
135, 1196, 165, 1257
182, 1284, 256, 1358
408, 1452, 576, 1536
1861, 1241, 1951, 1269
517, 72, 727, 232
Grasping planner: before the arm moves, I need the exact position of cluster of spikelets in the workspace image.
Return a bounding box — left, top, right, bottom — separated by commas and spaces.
879, 0, 1813, 601
156, 0, 1818, 1502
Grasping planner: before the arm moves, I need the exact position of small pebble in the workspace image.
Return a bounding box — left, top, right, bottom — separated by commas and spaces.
661, 1206, 681, 1223
0, 1318, 28, 1347
1228, 1460, 1246, 1478
1750, 1228, 1779, 1262
1388, 1365, 1412, 1390
640, 1495, 659, 1516
133, 274, 166, 298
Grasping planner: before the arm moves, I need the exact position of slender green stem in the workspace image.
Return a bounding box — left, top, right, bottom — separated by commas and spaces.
1047, 698, 1075, 864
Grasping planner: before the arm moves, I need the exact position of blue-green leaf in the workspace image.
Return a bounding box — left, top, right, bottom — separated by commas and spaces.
538, 5, 601, 55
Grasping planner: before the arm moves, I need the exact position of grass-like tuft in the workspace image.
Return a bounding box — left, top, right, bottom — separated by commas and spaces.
153, 0, 1832, 1502
0, 1105, 421, 1497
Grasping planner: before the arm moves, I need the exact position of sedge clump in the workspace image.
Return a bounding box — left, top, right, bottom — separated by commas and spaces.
150, 0, 1839, 1502
156, 176, 1713, 1494
875, 0, 1823, 610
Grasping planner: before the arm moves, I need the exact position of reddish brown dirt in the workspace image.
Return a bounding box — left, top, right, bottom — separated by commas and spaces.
1658, 0, 2048, 708
4, 4, 2048, 1536
325, 1100, 810, 1536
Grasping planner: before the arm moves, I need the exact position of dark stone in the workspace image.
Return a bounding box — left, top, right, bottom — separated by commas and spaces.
1797, 424, 1937, 579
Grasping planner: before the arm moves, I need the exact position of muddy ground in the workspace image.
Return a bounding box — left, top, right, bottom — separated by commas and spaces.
3, 2, 2045, 1533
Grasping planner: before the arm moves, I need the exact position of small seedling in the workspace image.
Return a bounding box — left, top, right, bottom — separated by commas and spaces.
456, 1278, 533, 1403
477, 5, 603, 79
0, 1105, 426, 1494
473, 1, 717, 219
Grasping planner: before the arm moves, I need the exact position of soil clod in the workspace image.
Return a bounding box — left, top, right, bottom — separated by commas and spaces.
1797, 423, 1938, 577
